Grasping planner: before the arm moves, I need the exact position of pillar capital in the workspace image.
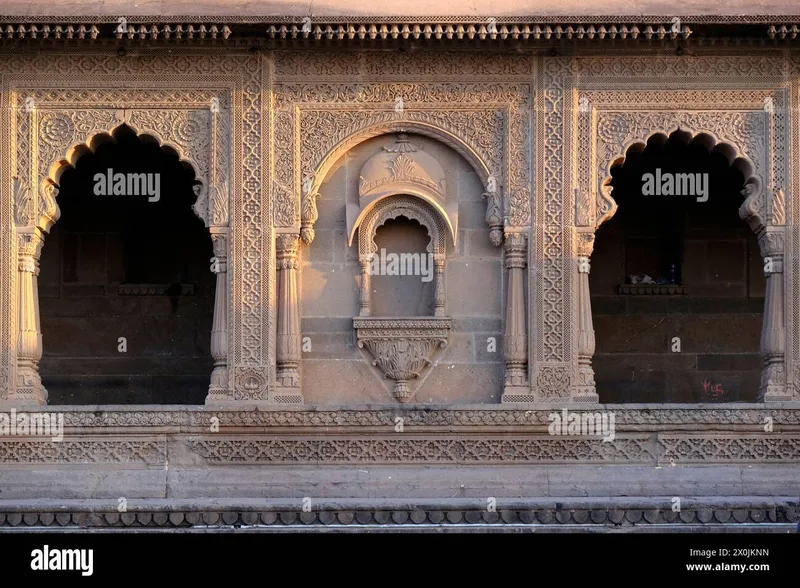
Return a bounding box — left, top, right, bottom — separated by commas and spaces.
504, 232, 527, 269
576, 231, 595, 257
276, 233, 301, 256
758, 227, 784, 261
17, 229, 44, 263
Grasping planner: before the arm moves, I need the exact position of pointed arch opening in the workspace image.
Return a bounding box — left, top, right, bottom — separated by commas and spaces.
38, 124, 214, 404
589, 129, 764, 403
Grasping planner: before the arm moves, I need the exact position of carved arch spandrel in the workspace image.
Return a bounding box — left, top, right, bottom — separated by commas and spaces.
591, 116, 770, 233
28, 108, 228, 232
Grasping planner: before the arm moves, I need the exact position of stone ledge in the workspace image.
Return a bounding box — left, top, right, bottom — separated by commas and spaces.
0, 497, 796, 532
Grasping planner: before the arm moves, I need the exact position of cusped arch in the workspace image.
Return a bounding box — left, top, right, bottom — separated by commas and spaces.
350, 190, 455, 249
37, 122, 208, 234
358, 195, 447, 258
596, 128, 763, 235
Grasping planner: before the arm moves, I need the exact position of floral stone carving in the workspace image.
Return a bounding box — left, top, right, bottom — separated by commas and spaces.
354, 317, 451, 402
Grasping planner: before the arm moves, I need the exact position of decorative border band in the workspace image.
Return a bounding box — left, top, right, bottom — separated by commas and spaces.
3, 406, 796, 430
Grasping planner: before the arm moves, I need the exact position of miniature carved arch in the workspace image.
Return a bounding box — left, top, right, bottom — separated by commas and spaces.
355, 194, 448, 318
596, 129, 764, 234
358, 194, 447, 257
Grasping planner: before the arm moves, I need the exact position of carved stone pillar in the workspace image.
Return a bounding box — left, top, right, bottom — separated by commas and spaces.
359, 254, 372, 317
501, 233, 529, 400
14, 229, 47, 406
433, 254, 446, 316
758, 228, 788, 401
205, 229, 229, 403
275, 234, 303, 402
573, 233, 599, 402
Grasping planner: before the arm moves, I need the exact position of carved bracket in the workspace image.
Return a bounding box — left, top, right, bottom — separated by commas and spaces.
354, 317, 451, 403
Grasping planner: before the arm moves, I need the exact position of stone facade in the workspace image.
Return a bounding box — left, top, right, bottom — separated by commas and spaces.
4, 50, 799, 407
1, 14, 800, 531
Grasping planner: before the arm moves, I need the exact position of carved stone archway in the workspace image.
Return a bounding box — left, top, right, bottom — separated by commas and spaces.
8, 95, 232, 406
580, 123, 787, 403
301, 120, 504, 247
269, 72, 532, 403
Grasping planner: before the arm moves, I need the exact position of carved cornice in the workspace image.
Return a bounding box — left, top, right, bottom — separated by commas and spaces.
7, 19, 799, 42
0, 498, 797, 530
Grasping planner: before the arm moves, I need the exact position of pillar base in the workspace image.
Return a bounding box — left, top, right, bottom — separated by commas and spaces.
269, 388, 304, 405
759, 385, 792, 402
570, 390, 600, 403
501, 386, 536, 403
205, 388, 234, 405
6, 369, 48, 407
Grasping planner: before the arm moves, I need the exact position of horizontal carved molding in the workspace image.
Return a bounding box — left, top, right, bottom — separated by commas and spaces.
1, 406, 800, 430
0, 438, 165, 464
187, 435, 658, 464
1, 431, 798, 464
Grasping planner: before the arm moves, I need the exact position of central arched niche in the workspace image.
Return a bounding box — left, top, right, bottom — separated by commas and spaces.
298, 132, 503, 404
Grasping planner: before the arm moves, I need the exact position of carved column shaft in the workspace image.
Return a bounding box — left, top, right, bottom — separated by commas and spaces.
359, 255, 372, 316
759, 229, 788, 401
14, 230, 47, 405
276, 234, 302, 393
206, 230, 229, 402
501, 233, 528, 398
433, 255, 445, 316
575, 250, 598, 402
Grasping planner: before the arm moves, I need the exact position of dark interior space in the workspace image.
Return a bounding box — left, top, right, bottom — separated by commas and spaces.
38, 125, 214, 404
370, 215, 435, 317
589, 130, 764, 403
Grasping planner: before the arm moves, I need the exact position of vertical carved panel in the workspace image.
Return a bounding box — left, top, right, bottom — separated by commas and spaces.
531, 57, 571, 400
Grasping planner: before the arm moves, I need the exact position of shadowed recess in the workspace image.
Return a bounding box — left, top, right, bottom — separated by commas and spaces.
38, 124, 214, 405
590, 130, 763, 404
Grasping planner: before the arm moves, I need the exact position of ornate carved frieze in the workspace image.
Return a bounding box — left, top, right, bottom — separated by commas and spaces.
9, 405, 800, 429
